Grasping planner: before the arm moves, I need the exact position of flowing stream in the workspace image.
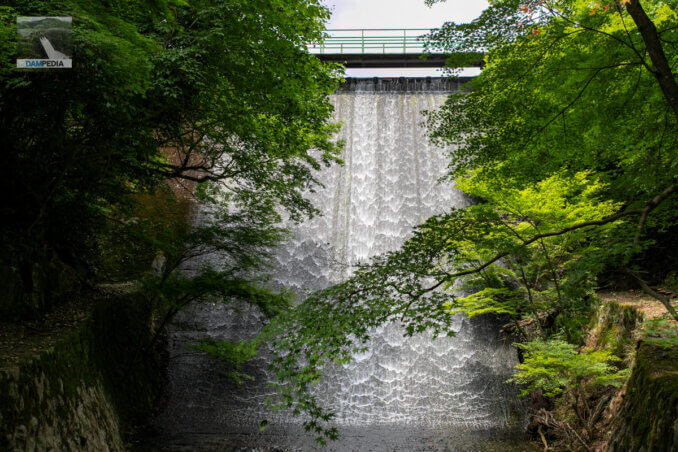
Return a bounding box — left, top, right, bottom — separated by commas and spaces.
143, 78, 529, 451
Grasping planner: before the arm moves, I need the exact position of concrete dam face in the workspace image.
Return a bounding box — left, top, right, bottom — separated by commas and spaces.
146, 78, 526, 451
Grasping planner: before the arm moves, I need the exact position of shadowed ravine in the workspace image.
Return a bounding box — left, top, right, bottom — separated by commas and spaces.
142, 79, 531, 451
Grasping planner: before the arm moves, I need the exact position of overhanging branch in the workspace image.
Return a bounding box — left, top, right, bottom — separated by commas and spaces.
445, 184, 675, 280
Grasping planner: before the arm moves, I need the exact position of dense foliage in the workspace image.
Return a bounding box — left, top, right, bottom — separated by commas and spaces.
508, 339, 628, 398
0, 0, 342, 318
425, 0, 678, 317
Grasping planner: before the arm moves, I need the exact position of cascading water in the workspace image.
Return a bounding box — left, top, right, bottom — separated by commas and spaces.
145, 78, 528, 451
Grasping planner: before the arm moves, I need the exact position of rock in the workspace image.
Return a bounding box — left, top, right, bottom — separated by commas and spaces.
609, 342, 678, 451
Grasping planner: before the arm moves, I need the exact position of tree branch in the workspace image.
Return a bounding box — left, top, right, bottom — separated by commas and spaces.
446, 184, 675, 280
624, 0, 678, 117
625, 268, 678, 321
633, 183, 677, 246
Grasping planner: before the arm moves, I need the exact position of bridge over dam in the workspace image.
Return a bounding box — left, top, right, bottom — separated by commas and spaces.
309, 28, 484, 69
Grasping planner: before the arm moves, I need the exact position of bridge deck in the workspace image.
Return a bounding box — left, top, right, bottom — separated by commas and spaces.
317, 53, 449, 68
309, 29, 483, 68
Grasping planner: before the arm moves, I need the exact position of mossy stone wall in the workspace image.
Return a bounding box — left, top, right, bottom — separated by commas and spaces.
0, 292, 164, 451
609, 342, 678, 451
587, 301, 643, 358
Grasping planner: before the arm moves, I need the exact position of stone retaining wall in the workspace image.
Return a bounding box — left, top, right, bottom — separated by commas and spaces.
0, 292, 164, 451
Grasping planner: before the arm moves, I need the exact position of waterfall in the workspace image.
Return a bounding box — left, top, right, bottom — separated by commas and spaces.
147, 78, 526, 451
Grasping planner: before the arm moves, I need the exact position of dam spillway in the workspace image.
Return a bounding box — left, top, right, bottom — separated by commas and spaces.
145, 78, 527, 451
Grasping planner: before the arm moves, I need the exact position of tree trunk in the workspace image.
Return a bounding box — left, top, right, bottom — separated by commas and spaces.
625, 0, 678, 118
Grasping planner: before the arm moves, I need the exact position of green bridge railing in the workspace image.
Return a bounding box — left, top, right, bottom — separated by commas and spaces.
308, 28, 440, 55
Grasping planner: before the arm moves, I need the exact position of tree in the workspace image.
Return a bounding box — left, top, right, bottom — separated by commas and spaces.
425, 0, 678, 317
260, 0, 678, 442
0, 0, 342, 318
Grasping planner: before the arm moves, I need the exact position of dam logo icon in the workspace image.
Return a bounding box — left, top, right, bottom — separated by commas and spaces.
16, 17, 72, 69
